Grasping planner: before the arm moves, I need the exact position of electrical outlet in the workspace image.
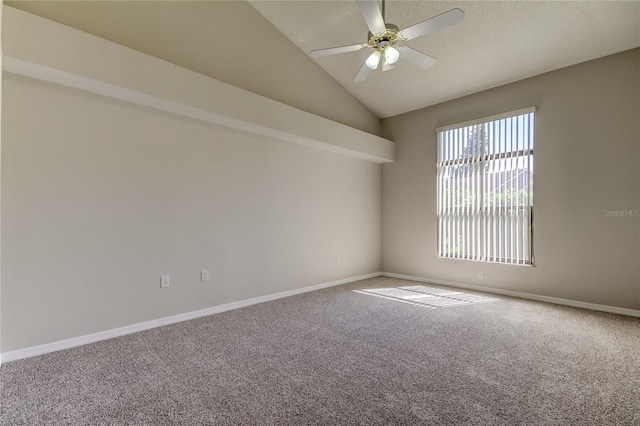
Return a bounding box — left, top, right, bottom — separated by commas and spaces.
160, 275, 170, 288
336, 254, 341, 263
477, 272, 484, 280
201, 269, 209, 282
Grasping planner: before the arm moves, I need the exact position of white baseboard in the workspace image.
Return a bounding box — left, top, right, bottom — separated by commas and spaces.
4, 270, 636, 365
1, 272, 382, 364
382, 272, 640, 318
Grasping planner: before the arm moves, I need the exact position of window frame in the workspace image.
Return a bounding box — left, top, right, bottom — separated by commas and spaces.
436, 107, 536, 266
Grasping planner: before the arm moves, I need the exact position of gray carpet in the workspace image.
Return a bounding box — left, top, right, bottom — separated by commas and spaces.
2, 276, 639, 425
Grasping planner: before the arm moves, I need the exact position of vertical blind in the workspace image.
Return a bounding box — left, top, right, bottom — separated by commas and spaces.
436, 107, 535, 265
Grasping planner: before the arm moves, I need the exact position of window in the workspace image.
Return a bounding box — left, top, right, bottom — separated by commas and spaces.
436, 107, 534, 265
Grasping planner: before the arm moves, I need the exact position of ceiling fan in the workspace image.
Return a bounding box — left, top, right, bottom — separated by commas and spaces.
309, 0, 464, 82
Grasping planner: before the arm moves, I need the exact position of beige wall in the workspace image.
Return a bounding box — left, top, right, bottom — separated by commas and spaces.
5, 0, 381, 135
1, 73, 382, 351
382, 48, 640, 310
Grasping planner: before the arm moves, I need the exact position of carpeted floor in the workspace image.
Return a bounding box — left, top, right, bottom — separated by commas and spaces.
1, 276, 639, 425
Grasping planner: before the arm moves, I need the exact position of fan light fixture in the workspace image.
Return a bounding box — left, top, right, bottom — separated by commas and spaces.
366, 45, 398, 70
384, 46, 400, 64
365, 51, 381, 69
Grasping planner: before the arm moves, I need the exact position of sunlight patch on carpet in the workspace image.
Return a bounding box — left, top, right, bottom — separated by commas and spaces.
355, 285, 500, 308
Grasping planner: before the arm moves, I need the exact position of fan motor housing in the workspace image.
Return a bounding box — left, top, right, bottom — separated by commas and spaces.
367, 23, 402, 49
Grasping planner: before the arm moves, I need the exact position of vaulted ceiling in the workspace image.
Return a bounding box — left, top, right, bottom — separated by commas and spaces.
251, 0, 640, 118
7, 1, 640, 122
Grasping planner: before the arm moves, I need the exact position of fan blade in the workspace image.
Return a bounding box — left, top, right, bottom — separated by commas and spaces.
356, 0, 386, 34
399, 47, 437, 69
310, 44, 367, 58
401, 8, 464, 41
353, 61, 372, 83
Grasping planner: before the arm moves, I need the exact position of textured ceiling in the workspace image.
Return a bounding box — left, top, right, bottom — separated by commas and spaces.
250, 1, 640, 118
